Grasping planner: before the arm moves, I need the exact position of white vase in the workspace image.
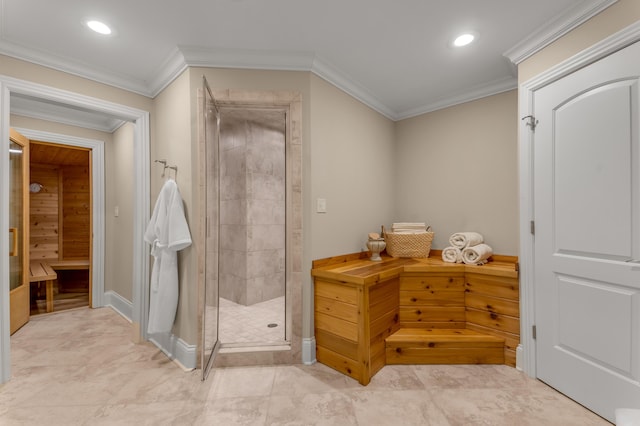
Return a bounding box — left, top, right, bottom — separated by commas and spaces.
367, 239, 386, 261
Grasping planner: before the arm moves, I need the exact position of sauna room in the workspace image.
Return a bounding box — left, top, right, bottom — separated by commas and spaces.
27, 140, 91, 316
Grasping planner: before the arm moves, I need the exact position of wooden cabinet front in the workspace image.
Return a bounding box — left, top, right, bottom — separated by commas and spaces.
314, 277, 399, 385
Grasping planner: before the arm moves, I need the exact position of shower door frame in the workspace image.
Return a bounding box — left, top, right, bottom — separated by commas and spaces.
197, 86, 302, 369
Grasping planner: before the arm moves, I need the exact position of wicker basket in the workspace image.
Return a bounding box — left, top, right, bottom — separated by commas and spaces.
384, 227, 434, 258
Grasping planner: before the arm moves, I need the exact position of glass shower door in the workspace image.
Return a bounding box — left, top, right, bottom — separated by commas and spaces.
201, 77, 221, 380
9, 129, 29, 334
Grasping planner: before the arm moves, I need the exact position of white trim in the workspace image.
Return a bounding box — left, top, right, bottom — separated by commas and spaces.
302, 337, 316, 365
148, 333, 197, 371
0, 74, 150, 384
396, 76, 517, 120
0, 84, 11, 383
518, 20, 640, 378
14, 127, 106, 309
504, 0, 619, 65
104, 290, 133, 322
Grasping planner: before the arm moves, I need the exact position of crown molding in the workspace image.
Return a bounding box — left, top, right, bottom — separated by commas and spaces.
396, 76, 517, 121
310, 55, 396, 120
0, 39, 153, 97
504, 0, 619, 65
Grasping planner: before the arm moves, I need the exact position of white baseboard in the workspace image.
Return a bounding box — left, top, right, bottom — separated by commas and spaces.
516, 344, 524, 371
302, 337, 316, 365
148, 332, 197, 371
104, 290, 133, 321
104, 291, 196, 370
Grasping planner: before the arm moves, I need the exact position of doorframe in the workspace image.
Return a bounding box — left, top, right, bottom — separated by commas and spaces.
14, 128, 105, 308
0, 75, 150, 383
518, 21, 640, 378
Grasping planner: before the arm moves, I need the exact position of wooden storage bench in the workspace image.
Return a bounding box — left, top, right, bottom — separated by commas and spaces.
311, 251, 519, 385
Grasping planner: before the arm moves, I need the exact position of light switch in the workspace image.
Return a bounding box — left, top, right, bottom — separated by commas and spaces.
114, 206, 119, 217
316, 198, 327, 213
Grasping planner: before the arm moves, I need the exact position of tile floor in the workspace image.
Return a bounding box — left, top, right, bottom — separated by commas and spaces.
0, 307, 611, 425
219, 296, 285, 344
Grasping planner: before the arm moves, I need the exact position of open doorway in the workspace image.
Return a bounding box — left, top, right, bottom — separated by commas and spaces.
1, 75, 151, 384
28, 141, 92, 315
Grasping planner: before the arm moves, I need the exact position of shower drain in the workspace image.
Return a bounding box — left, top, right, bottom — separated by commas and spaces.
267, 323, 278, 328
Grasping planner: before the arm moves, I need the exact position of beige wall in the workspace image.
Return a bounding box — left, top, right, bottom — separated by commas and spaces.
105, 122, 135, 300
309, 75, 397, 259
519, 0, 640, 83
394, 91, 519, 255
152, 70, 194, 342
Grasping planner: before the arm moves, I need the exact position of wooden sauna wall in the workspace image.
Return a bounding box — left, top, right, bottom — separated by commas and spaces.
29, 164, 90, 261
61, 165, 90, 260
29, 164, 60, 260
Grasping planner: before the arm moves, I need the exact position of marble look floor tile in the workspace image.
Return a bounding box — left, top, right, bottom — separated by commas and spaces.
266, 392, 359, 425
364, 364, 427, 390
196, 396, 270, 426
208, 366, 277, 399
0, 403, 101, 426
2, 307, 613, 425
271, 363, 361, 396
349, 389, 450, 426
428, 387, 610, 426
412, 364, 533, 390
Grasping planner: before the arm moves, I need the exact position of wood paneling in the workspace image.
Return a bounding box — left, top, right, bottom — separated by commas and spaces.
29, 165, 59, 260
61, 165, 90, 259
465, 271, 520, 367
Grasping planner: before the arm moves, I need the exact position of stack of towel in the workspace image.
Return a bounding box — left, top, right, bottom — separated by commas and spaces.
391, 222, 428, 234
442, 232, 493, 265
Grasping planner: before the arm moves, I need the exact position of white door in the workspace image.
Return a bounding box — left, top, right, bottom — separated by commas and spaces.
533, 41, 640, 422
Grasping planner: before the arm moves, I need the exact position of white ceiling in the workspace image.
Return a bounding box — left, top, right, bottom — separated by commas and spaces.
0, 0, 617, 123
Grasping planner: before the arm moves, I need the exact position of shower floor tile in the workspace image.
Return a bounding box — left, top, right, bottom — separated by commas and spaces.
219, 296, 285, 344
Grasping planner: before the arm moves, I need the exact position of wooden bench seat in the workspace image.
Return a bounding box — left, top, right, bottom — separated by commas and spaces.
47, 259, 90, 271
385, 328, 505, 365
29, 261, 57, 313
28, 259, 89, 313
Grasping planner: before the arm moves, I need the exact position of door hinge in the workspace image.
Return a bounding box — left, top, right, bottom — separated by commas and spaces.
522, 115, 539, 131
532, 325, 537, 339
530, 220, 535, 235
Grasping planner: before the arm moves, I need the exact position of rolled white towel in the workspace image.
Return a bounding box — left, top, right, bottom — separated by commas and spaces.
449, 232, 484, 249
462, 244, 493, 265
442, 246, 462, 263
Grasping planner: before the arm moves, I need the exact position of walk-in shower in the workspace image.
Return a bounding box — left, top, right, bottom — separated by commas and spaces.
199, 79, 302, 378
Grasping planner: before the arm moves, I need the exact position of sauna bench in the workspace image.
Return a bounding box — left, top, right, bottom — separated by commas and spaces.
28, 259, 90, 313
311, 252, 519, 385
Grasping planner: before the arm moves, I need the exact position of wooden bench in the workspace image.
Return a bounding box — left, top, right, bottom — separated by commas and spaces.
29, 259, 90, 313
29, 261, 57, 313
312, 251, 519, 385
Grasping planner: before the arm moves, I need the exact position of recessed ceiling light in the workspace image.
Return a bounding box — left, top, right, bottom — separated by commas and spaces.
86, 20, 112, 35
453, 33, 475, 47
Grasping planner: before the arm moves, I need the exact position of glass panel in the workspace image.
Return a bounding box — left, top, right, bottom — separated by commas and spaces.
218, 108, 287, 345
9, 141, 24, 291
201, 77, 221, 380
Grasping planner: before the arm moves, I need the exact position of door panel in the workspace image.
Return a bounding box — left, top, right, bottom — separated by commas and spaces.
553, 81, 635, 260
533, 41, 640, 422
9, 129, 29, 334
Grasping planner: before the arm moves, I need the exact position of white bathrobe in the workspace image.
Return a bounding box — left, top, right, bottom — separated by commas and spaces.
144, 179, 192, 334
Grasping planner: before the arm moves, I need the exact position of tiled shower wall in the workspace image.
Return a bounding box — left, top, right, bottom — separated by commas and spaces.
219, 109, 286, 306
